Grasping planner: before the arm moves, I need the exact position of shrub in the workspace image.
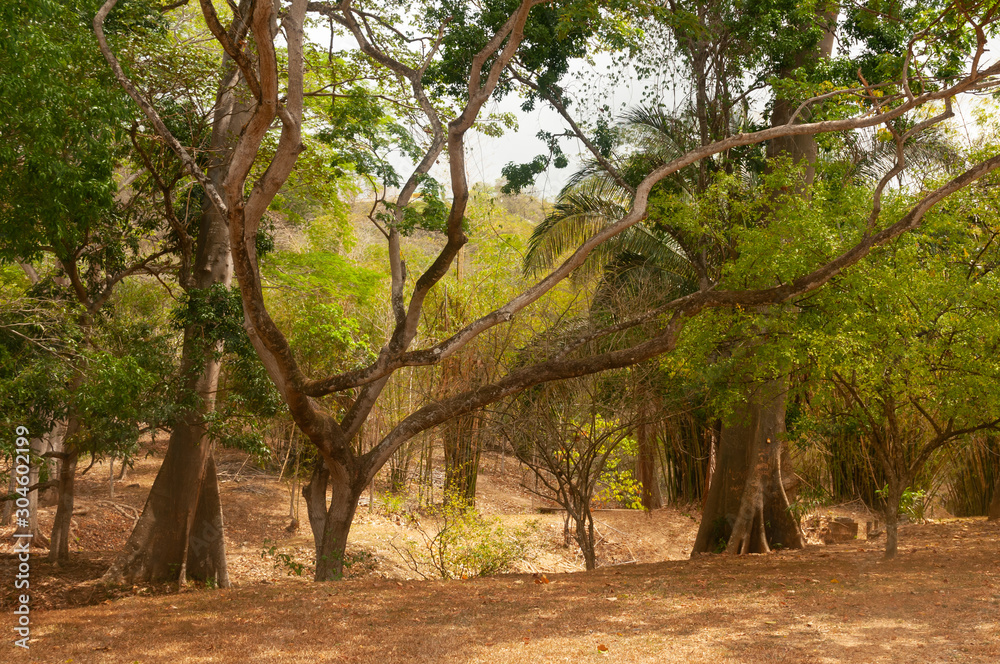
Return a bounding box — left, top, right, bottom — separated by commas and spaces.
395, 490, 535, 579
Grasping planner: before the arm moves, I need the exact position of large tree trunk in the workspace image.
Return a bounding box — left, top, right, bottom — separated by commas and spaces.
103, 31, 253, 585
104, 409, 230, 585
103, 138, 236, 587
692, 376, 803, 554
104, 218, 232, 583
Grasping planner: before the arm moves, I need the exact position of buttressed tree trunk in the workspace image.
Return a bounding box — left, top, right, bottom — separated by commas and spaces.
103, 24, 253, 585
692, 376, 802, 553
692, 5, 837, 556
104, 196, 235, 585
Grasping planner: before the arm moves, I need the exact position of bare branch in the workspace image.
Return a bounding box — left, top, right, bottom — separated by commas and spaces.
512, 70, 635, 195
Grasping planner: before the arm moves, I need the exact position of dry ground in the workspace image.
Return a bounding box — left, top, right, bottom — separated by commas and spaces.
2, 446, 999, 662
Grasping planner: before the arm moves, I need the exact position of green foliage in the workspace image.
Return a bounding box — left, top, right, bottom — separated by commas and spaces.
900, 488, 928, 522
263, 251, 383, 304
0, 295, 78, 434
0, 0, 162, 264
876, 485, 928, 522
378, 175, 451, 236
172, 284, 284, 455
424, 0, 594, 101
310, 48, 421, 192
595, 437, 644, 510
0, 274, 178, 464
396, 490, 534, 580
787, 482, 828, 522
501, 131, 570, 195
261, 538, 307, 576
376, 491, 408, 518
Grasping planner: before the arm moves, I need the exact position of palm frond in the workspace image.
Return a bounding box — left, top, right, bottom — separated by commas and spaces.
523, 174, 632, 276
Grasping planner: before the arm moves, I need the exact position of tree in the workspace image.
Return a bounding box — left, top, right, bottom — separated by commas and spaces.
0, 280, 75, 540
101, 1, 259, 584
0, 0, 186, 563
513, 0, 832, 549
802, 178, 1000, 557
497, 372, 637, 570
96, 0, 1000, 580
690, 0, 838, 555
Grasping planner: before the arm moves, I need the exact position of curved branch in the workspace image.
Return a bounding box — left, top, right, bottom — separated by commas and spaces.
360, 313, 685, 481
94, 0, 228, 216
198, 0, 262, 99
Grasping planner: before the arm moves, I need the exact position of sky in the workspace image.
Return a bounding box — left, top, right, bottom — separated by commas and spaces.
311, 21, 646, 202
311, 15, 1000, 204
424, 52, 651, 202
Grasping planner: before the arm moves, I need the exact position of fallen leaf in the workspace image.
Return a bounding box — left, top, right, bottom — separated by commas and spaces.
597, 643, 609, 652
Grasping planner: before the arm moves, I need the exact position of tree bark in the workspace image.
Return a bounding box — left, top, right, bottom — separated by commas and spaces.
302, 458, 331, 553
45, 413, 79, 561
47, 448, 78, 563
312, 460, 363, 581
692, 376, 803, 554
302, 456, 369, 580
883, 479, 903, 558
104, 412, 230, 585
575, 503, 597, 571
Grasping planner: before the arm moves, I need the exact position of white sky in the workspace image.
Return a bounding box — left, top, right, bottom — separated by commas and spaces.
310, 20, 1000, 204
312, 23, 645, 202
